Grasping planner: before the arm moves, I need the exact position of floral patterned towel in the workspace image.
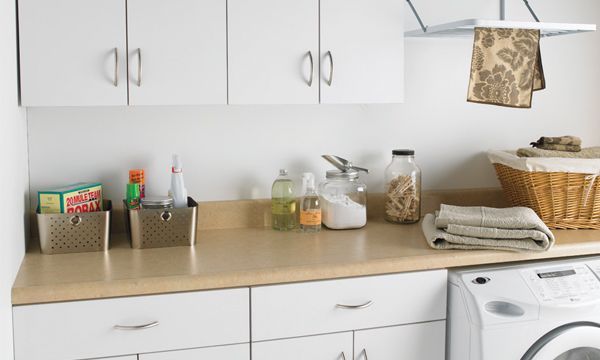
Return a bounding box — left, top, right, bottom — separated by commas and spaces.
468, 28, 545, 109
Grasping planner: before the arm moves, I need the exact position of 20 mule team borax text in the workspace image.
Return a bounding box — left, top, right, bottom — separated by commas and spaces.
38, 183, 103, 214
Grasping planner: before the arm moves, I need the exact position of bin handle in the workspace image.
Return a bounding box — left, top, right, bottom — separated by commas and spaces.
160, 211, 172, 222
69, 215, 82, 226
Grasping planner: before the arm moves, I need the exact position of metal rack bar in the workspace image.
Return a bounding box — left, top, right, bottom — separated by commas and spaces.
405, 0, 427, 33
522, 0, 541, 22
406, 0, 543, 34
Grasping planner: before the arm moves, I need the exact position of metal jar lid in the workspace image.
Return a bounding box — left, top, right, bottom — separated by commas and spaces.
141, 196, 174, 209
326, 169, 359, 180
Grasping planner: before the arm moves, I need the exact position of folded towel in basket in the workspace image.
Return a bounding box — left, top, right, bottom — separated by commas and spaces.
530, 135, 582, 152
422, 204, 555, 252
467, 28, 545, 108
517, 146, 600, 158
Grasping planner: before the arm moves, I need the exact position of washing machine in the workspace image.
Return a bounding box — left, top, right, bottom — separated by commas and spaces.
447, 257, 600, 360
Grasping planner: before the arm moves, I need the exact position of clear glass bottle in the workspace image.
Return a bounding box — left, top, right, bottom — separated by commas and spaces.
271, 169, 296, 231
300, 173, 321, 233
319, 169, 367, 230
384, 149, 421, 224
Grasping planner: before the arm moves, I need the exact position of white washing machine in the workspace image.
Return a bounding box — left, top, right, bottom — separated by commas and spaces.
447, 257, 600, 360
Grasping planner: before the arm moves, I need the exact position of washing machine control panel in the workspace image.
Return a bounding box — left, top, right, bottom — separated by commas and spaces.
521, 263, 600, 305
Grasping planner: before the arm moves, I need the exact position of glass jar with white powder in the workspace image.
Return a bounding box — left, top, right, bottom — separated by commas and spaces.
319, 168, 367, 230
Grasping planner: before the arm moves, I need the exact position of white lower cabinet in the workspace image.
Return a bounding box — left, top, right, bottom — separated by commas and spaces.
354, 321, 446, 360
253, 332, 353, 360
87, 357, 138, 360
139, 343, 249, 360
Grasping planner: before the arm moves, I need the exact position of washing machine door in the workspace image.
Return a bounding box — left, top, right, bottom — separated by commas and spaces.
522, 322, 600, 360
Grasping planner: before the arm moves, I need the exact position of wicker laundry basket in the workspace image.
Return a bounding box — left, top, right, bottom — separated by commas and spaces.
492, 161, 600, 230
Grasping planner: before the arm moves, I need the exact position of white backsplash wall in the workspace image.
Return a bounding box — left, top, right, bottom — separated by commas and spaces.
27, 0, 600, 204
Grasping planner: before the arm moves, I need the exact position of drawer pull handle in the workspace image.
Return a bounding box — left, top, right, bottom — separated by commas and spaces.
307, 50, 314, 87
361, 349, 368, 360
335, 300, 373, 309
114, 321, 159, 330
340, 352, 347, 360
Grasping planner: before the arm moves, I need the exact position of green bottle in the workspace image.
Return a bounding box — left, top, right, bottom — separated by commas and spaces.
271, 169, 296, 231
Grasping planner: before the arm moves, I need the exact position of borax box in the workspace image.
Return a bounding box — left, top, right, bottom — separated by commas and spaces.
38, 183, 103, 214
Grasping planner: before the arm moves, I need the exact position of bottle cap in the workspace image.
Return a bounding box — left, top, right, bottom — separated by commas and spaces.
126, 183, 140, 198
172, 154, 183, 173
279, 169, 288, 176
392, 149, 415, 156
302, 172, 315, 192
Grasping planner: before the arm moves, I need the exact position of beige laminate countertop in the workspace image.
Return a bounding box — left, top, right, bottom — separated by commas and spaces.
12, 219, 600, 305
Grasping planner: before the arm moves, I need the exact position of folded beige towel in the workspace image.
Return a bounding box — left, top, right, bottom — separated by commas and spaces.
517, 146, 600, 158
530, 135, 582, 152
422, 205, 555, 252
467, 28, 544, 109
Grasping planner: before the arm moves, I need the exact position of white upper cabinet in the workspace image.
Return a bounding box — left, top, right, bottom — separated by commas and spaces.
228, 0, 319, 104
320, 0, 404, 104
18, 0, 127, 106
127, 0, 227, 105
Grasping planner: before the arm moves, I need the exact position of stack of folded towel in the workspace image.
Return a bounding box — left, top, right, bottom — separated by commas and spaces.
529, 135, 581, 152
517, 135, 600, 158
422, 204, 555, 252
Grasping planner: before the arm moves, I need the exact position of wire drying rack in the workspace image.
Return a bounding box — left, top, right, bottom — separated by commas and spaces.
405, 0, 596, 38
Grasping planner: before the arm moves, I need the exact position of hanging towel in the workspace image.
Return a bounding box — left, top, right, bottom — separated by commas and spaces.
422, 205, 555, 252
530, 135, 582, 152
467, 28, 545, 108
517, 146, 600, 158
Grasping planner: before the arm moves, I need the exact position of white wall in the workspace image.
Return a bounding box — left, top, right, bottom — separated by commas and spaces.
27, 0, 600, 205
0, 0, 29, 358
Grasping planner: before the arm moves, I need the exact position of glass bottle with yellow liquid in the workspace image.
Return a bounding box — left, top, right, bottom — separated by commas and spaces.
271, 169, 297, 231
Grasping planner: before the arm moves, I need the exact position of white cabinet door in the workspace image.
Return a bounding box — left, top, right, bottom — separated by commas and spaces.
320, 0, 404, 104
354, 321, 446, 360
253, 332, 352, 360
228, 0, 319, 104
252, 270, 447, 341
139, 343, 249, 360
127, 0, 227, 105
87, 357, 137, 360
18, 0, 127, 106
13, 289, 249, 360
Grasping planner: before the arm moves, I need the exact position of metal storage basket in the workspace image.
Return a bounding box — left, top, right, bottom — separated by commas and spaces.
125, 197, 198, 249
36, 200, 112, 254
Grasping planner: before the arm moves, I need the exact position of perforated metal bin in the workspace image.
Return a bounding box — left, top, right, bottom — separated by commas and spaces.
125, 197, 198, 249
36, 200, 112, 255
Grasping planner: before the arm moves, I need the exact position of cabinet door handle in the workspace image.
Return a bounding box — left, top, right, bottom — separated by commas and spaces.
361, 349, 368, 360
307, 51, 314, 87
137, 48, 143, 87
335, 300, 373, 309
340, 352, 347, 360
114, 321, 159, 330
113, 47, 118, 87
326, 50, 334, 86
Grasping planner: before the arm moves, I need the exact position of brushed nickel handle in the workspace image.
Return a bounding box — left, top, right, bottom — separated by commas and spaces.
114, 321, 159, 331
113, 47, 118, 87
137, 48, 142, 87
326, 50, 334, 86
361, 349, 368, 360
307, 51, 314, 87
335, 300, 373, 309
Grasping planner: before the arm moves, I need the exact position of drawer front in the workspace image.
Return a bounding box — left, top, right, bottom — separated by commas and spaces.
252, 270, 447, 341
253, 332, 353, 360
354, 321, 446, 360
13, 288, 249, 360
139, 343, 249, 360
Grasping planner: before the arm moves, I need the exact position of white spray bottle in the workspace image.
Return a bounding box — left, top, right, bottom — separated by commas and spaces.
169, 154, 188, 208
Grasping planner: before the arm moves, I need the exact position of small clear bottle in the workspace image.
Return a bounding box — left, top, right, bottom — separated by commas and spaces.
300, 173, 321, 233
384, 149, 421, 224
271, 169, 297, 231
